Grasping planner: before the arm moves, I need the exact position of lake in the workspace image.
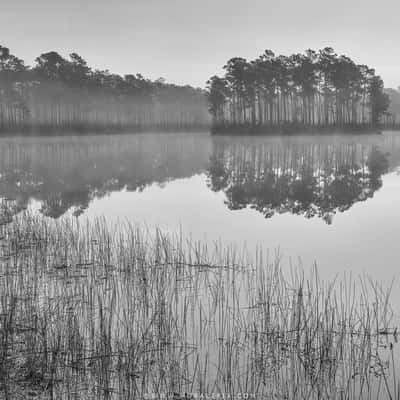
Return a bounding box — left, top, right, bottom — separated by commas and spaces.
1, 131, 400, 285
1, 131, 400, 399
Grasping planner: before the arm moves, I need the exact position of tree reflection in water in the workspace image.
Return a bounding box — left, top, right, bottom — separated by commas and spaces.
207, 138, 390, 224
0, 134, 210, 218
0, 133, 398, 223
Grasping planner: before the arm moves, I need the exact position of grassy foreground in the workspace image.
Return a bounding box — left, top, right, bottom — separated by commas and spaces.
0, 204, 398, 399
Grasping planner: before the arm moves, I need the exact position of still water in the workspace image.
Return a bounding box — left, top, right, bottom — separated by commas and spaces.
1, 131, 399, 283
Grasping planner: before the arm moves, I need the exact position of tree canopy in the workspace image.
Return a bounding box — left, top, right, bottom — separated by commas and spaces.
0, 45, 210, 132
207, 48, 391, 133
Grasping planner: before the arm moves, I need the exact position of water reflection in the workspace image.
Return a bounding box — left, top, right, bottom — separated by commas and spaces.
0, 132, 399, 223
207, 137, 391, 223
0, 134, 210, 217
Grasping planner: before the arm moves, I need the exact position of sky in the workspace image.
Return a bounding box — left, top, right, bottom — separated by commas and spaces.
1, 0, 399, 89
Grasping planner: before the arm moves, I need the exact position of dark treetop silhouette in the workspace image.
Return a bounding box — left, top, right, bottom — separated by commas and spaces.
0, 45, 210, 133
207, 48, 393, 134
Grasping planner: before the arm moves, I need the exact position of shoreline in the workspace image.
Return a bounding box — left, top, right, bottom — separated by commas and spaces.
210, 123, 394, 136
0, 126, 211, 138
0, 125, 399, 138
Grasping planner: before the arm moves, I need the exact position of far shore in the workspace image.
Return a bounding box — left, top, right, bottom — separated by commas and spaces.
0, 124, 399, 138
0, 125, 211, 137
210, 123, 400, 136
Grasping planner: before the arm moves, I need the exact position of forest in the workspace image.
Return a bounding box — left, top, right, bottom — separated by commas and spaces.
0, 45, 210, 133
1, 44, 398, 136
207, 48, 395, 133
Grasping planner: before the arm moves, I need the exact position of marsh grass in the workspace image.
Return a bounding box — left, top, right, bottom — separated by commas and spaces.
0, 206, 398, 399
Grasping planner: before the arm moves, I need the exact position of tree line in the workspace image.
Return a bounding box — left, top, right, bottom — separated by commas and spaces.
0, 45, 210, 133
207, 48, 392, 133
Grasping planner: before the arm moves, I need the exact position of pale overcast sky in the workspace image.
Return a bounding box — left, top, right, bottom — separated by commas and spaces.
1, 0, 399, 88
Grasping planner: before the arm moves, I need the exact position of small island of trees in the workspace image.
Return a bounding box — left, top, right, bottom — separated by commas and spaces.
207, 48, 392, 134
